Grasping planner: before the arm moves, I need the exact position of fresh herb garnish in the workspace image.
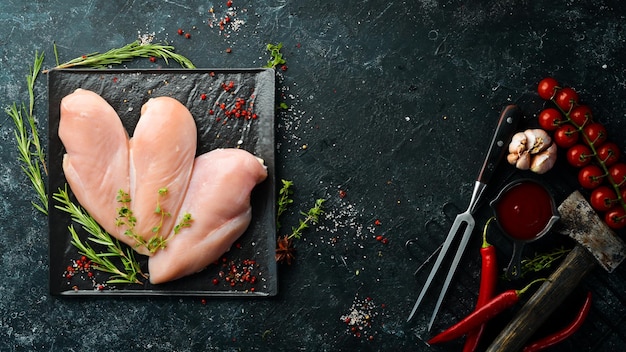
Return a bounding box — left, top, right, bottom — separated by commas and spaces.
290, 198, 325, 240
173, 212, 193, 235
44, 40, 195, 72
276, 179, 294, 229
264, 42, 286, 69
53, 186, 146, 284
519, 247, 571, 278
275, 186, 326, 265
116, 188, 189, 254
6, 51, 48, 215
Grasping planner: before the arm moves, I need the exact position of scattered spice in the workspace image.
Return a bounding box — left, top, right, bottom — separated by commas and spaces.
207, 0, 246, 36
275, 235, 295, 265
185, 32, 191, 39
177, 28, 184, 35
340, 294, 385, 341
225, 47, 232, 53
63, 256, 109, 291
210, 249, 261, 292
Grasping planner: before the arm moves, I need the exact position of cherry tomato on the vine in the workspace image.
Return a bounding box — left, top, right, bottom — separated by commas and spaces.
597, 142, 621, 167
555, 87, 579, 112
578, 164, 605, 189
554, 124, 579, 148
566, 144, 593, 168
537, 77, 560, 100
569, 105, 592, 128
538, 108, 563, 131
605, 206, 626, 230
583, 122, 608, 147
608, 163, 626, 188
590, 186, 617, 212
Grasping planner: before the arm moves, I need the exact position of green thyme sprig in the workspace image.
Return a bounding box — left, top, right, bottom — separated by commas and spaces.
264, 42, 286, 69
53, 186, 145, 284
6, 51, 48, 215
507, 247, 571, 280
44, 40, 195, 72
116, 188, 190, 254
276, 179, 294, 229
289, 198, 325, 240
174, 212, 193, 235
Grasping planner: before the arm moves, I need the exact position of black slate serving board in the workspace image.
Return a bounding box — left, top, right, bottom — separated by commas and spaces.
47, 68, 277, 296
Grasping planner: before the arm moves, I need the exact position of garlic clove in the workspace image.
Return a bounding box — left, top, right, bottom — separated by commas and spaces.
507, 152, 520, 165
516, 151, 531, 170
530, 143, 558, 174
509, 132, 528, 154
526, 129, 552, 154
523, 129, 537, 153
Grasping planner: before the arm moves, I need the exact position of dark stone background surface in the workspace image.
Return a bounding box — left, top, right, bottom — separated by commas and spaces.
1, 0, 626, 351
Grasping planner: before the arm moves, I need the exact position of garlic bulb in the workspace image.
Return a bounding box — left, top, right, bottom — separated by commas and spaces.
507, 128, 557, 174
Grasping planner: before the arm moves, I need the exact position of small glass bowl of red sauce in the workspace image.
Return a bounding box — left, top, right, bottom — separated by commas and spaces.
490, 179, 559, 279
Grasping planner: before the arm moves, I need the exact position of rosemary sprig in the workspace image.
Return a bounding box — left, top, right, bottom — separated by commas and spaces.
43, 40, 195, 72
7, 50, 48, 215
264, 42, 286, 69
289, 198, 325, 240
53, 186, 145, 284
276, 179, 294, 229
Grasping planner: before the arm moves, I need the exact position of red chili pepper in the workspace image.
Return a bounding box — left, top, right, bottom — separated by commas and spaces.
523, 291, 592, 352
428, 278, 545, 345
463, 218, 498, 352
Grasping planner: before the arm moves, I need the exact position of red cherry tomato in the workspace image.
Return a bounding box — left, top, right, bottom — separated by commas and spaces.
590, 186, 617, 212
578, 164, 605, 189
597, 142, 621, 166
583, 122, 608, 147
538, 108, 563, 131
569, 105, 592, 128
566, 144, 593, 168
554, 124, 579, 148
604, 207, 626, 230
608, 163, 626, 188
555, 87, 579, 112
537, 77, 560, 100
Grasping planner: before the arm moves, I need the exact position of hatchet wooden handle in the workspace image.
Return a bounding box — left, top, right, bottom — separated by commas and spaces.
486, 245, 596, 352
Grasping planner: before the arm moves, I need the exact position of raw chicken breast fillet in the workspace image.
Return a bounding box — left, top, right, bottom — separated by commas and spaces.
59, 89, 135, 248
129, 97, 197, 254
148, 148, 268, 284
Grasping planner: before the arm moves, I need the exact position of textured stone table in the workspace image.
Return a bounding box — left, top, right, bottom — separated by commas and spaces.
1, 0, 626, 351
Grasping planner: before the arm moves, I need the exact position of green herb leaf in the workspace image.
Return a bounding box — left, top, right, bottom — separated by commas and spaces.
7, 51, 48, 215
289, 198, 325, 240
44, 40, 195, 72
54, 186, 145, 285
264, 42, 286, 69
276, 179, 294, 229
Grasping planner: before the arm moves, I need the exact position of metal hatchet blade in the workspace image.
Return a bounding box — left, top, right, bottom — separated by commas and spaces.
486, 191, 626, 352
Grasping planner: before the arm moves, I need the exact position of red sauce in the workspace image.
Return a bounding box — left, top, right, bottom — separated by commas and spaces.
493, 181, 555, 241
